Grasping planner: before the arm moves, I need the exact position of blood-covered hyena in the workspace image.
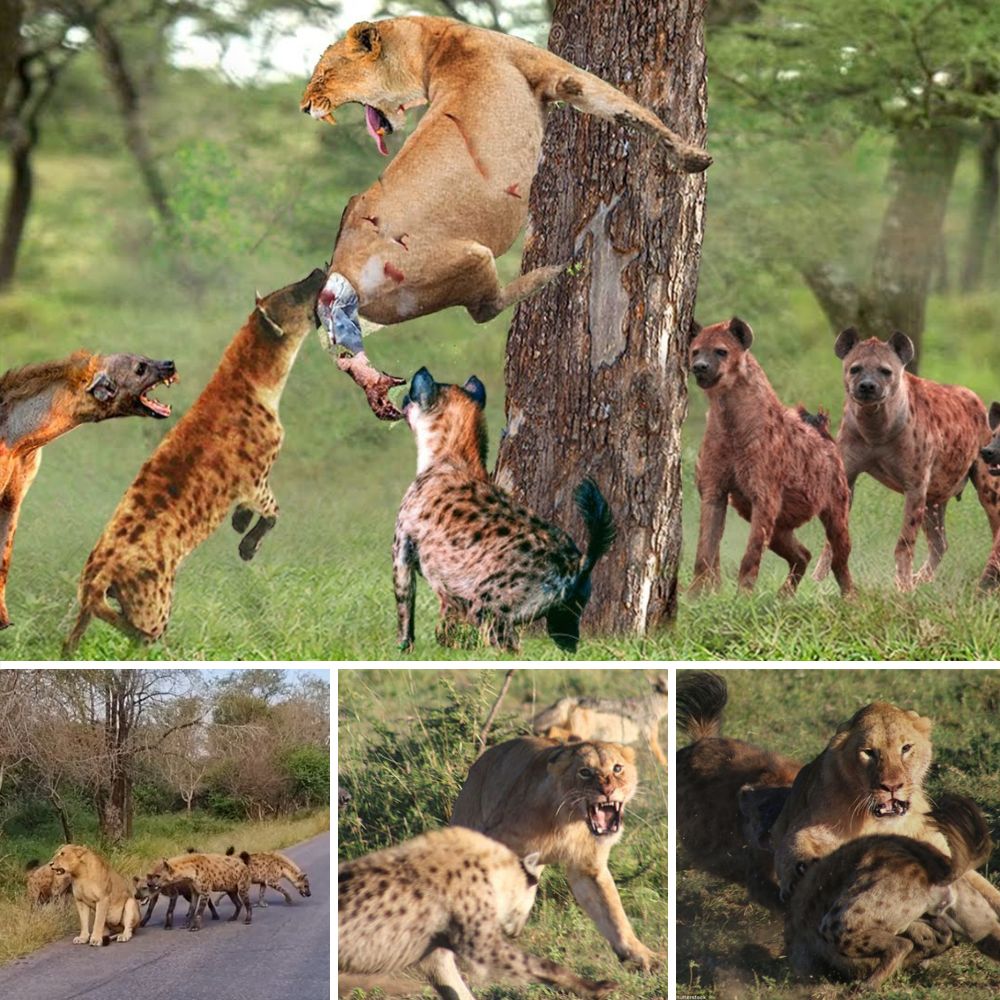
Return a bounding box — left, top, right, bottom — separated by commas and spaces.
689, 317, 853, 596
143, 851, 251, 930
814, 328, 987, 590
393, 367, 614, 652
338, 826, 615, 1000
973, 401, 1000, 589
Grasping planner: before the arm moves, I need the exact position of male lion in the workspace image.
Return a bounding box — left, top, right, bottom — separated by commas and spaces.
786, 794, 999, 990
300, 16, 712, 420
48, 844, 141, 946
771, 701, 1000, 956
450, 736, 661, 972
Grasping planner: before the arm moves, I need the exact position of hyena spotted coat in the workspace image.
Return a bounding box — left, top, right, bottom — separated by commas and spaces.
65, 268, 327, 651
338, 826, 615, 1000
689, 317, 853, 596
972, 401, 1000, 589
393, 367, 614, 652
143, 851, 252, 931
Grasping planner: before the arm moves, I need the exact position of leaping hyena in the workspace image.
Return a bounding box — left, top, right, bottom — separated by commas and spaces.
65, 268, 327, 651
393, 367, 614, 652
338, 826, 615, 1000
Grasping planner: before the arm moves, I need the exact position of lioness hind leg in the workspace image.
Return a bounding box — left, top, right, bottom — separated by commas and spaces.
468, 263, 567, 324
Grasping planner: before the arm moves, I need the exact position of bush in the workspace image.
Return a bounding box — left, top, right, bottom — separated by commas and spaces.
283, 745, 330, 807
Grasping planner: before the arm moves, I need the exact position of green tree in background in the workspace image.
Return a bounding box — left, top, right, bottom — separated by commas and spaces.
712, 0, 1000, 368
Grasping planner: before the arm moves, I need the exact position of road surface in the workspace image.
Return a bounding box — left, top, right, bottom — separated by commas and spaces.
0, 832, 330, 1000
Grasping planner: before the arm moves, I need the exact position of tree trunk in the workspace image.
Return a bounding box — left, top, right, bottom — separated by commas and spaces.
494, 0, 707, 633
98, 674, 132, 843
0, 0, 23, 104
90, 18, 173, 225
960, 120, 1000, 293
855, 127, 962, 369
0, 122, 33, 291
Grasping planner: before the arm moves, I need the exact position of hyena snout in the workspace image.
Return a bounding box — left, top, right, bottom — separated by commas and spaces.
981, 439, 1000, 472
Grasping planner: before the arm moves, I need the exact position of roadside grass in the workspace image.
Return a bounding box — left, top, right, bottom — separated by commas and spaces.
677, 669, 1000, 999
0, 807, 330, 966
338, 669, 668, 1000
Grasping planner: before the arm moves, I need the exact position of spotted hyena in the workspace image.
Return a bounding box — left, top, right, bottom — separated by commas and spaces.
814, 328, 988, 591
25, 858, 72, 906
393, 367, 614, 652
973, 401, 1000, 589
143, 851, 251, 930
215, 848, 310, 908
689, 317, 853, 596
64, 268, 328, 652
338, 826, 615, 1000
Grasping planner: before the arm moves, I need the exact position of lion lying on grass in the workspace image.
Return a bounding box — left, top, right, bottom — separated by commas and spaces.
300, 16, 712, 419
48, 844, 141, 946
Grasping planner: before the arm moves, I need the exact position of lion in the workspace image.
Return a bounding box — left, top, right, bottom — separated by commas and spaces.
770, 701, 1000, 955
450, 736, 661, 972
48, 844, 141, 946
675, 671, 801, 910
300, 16, 712, 420
786, 794, 1000, 989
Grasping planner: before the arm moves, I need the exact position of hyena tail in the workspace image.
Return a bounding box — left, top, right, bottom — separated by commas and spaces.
575, 478, 615, 583
931, 794, 993, 883
676, 671, 728, 743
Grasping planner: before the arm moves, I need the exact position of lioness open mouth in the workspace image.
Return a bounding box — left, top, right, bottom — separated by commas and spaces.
872, 797, 909, 818
139, 374, 177, 419
587, 800, 623, 836
365, 105, 393, 155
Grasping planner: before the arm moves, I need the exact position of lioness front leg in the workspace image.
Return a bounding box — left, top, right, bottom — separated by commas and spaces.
565, 865, 660, 972
73, 898, 92, 944
89, 897, 110, 946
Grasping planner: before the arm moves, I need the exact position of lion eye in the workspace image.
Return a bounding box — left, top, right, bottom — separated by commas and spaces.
860, 748, 876, 759
612, 764, 623, 774
578, 767, 593, 779
901, 743, 913, 754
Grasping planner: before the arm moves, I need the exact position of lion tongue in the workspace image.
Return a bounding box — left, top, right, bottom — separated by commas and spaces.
588, 802, 620, 835
364, 105, 389, 156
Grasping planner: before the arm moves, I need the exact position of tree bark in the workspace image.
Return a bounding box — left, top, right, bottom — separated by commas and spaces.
90, 17, 173, 225
959, 119, 1000, 293
0, 117, 34, 291
0, 0, 23, 104
494, 0, 707, 633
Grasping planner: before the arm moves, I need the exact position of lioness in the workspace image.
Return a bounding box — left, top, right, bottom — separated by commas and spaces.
300, 16, 712, 419
450, 736, 661, 972
48, 844, 141, 946
771, 701, 1000, 953
787, 794, 1000, 989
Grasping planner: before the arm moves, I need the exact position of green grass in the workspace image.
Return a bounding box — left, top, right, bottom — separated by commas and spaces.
338, 669, 667, 1000
2, 65, 1000, 659
0, 806, 330, 965
677, 670, 1000, 999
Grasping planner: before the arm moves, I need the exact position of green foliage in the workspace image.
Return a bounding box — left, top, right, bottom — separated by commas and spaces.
283, 744, 330, 805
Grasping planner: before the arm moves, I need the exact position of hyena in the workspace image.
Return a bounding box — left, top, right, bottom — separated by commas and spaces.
814, 328, 988, 590
143, 851, 251, 930
215, 847, 310, 907
972, 401, 1000, 589
689, 317, 853, 596
338, 826, 615, 1000
393, 367, 614, 652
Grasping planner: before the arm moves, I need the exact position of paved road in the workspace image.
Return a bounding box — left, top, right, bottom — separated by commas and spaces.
0, 833, 330, 1000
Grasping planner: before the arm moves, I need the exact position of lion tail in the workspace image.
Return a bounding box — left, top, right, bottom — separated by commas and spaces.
931, 794, 993, 883
677, 671, 728, 743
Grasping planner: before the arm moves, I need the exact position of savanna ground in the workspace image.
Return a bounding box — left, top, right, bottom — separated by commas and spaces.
1, 51, 1000, 660
677, 668, 1000, 1000
337, 668, 667, 1000
0, 804, 330, 966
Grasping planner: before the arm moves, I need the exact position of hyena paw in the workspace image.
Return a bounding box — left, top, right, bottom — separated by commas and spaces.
239, 535, 261, 561
232, 506, 254, 533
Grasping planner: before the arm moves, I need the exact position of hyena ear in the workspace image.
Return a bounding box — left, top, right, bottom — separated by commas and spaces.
254, 297, 284, 339
521, 852, 543, 882
889, 330, 915, 368
351, 21, 382, 57
989, 402, 1000, 431
409, 367, 437, 408
834, 327, 859, 359
688, 316, 701, 344
463, 376, 486, 409
87, 371, 118, 403
728, 316, 753, 350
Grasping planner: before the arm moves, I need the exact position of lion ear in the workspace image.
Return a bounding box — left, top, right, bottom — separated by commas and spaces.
351, 21, 382, 57
907, 711, 933, 736
618, 746, 636, 764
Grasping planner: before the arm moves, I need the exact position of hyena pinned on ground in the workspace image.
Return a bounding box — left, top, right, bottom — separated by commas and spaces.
393, 367, 614, 652
814, 328, 988, 590
972, 401, 1000, 590
689, 317, 853, 596
143, 851, 252, 931
64, 268, 327, 652
338, 826, 615, 1000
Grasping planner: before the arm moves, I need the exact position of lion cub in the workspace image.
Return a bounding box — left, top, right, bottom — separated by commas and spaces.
787, 794, 998, 990
394, 367, 614, 652
48, 844, 141, 946
338, 826, 615, 1000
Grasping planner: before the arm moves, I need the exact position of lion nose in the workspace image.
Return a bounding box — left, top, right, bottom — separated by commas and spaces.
880, 781, 903, 795
301, 101, 312, 115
